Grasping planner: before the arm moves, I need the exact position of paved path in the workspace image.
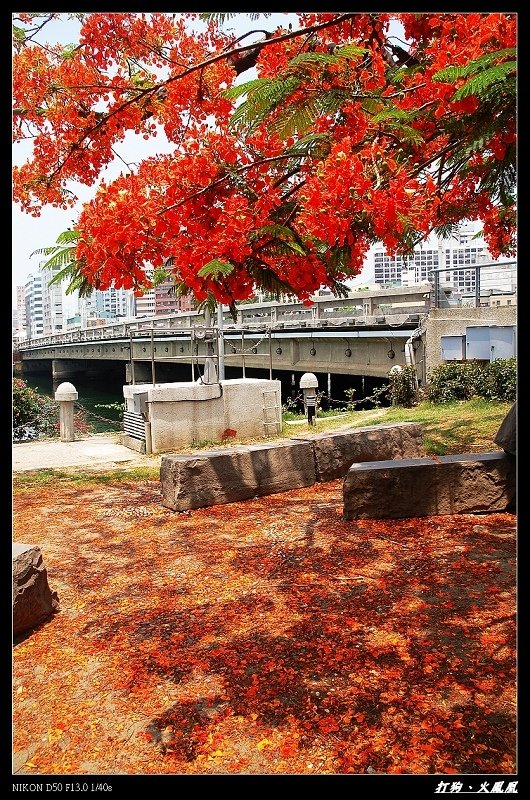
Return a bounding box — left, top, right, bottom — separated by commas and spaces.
12, 434, 161, 473
12, 409, 391, 474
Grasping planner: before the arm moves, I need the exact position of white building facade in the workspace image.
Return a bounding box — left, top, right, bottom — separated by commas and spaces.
24, 273, 44, 338
371, 223, 515, 295
40, 262, 64, 335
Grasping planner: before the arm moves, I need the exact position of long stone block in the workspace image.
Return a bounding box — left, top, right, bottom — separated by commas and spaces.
343, 451, 516, 520
161, 440, 316, 511
13, 543, 59, 638
292, 422, 424, 481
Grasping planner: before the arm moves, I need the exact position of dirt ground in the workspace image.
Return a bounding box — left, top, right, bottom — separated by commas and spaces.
12, 474, 516, 776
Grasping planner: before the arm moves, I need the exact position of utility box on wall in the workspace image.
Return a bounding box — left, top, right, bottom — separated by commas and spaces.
440, 335, 466, 361
465, 325, 516, 362
489, 326, 516, 360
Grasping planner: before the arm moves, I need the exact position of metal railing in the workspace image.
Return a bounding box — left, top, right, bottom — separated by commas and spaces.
16, 287, 434, 351
428, 261, 517, 308
125, 325, 276, 385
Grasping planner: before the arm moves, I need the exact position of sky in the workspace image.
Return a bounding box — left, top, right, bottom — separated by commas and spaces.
12, 12, 376, 311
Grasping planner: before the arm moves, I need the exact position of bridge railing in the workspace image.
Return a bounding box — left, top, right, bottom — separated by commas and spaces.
16, 288, 433, 351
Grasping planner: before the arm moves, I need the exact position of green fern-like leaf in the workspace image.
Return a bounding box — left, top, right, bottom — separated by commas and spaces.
285, 132, 331, 158
268, 98, 321, 139
432, 49, 516, 82
245, 259, 297, 300
197, 259, 235, 279
223, 78, 271, 101
433, 222, 465, 241
260, 239, 307, 258
151, 267, 172, 287
43, 260, 94, 298
334, 44, 368, 61
198, 12, 267, 24
373, 106, 415, 122
286, 45, 367, 73
33, 246, 77, 270
172, 278, 193, 300
195, 291, 220, 318
386, 122, 425, 145
325, 244, 353, 274
268, 87, 350, 140
452, 62, 516, 101
250, 224, 300, 243
229, 76, 301, 132
328, 278, 351, 298
287, 51, 342, 69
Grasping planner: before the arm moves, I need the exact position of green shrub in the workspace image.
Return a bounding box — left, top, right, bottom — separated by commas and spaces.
427, 358, 516, 403
387, 365, 419, 407
12, 378, 58, 440
12, 378, 90, 441
473, 357, 517, 402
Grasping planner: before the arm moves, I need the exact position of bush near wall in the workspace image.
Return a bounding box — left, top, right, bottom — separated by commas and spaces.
427, 359, 516, 404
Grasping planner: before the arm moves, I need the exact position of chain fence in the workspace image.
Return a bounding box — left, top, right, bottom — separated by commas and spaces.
74, 402, 123, 429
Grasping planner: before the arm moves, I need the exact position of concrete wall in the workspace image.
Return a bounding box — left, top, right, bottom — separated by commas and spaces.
123, 378, 281, 453
424, 307, 517, 376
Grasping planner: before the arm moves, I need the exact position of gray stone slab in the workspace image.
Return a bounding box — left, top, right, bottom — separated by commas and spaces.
13, 543, 59, 637
161, 440, 316, 511
343, 451, 516, 520
292, 422, 424, 481
494, 402, 516, 456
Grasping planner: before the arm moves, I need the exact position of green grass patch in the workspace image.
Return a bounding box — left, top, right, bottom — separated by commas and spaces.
13, 466, 160, 490
283, 398, 512, 455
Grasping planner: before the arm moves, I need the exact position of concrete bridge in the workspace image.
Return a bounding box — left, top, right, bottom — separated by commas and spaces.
16, 287, 429, 386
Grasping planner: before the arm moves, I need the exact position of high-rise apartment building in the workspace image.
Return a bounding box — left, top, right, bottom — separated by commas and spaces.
24, 273, 44, 338
154, 280, 194, 316
78, 286, 135, 326
371, 223, 513, 294
40, 262, 64, 335
15, 285, 27, 340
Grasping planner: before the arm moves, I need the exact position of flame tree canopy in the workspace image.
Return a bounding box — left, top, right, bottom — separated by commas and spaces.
13, 12, 516, 313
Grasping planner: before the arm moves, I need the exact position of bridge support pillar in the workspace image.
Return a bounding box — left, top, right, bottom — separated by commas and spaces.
129, 361, 153, 384
52, 359, 73, 390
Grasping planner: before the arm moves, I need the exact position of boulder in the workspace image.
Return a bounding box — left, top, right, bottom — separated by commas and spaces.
13, 543, 59, 638
494, 402, 516, 456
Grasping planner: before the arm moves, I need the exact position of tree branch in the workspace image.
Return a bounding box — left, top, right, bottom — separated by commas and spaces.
31, 13, 358, 184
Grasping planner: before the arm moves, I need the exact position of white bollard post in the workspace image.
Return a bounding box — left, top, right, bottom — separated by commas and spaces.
54, 382, 78, 442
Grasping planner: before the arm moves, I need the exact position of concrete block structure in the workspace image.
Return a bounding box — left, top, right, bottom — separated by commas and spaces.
293, 422, 424, 481
161, 440, 316, 511
122, 378, 282, 454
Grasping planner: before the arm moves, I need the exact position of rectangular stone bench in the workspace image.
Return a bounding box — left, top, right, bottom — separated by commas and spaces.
343, 451, 516, 520
161, 440, 316, 511
160, 423, 426, 512
293, 422, 424, 481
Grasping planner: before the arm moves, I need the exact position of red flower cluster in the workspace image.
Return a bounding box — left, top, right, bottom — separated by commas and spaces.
13, 12, 516, 302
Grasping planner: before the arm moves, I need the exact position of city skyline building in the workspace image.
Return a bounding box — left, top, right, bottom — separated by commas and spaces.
23, 273, 44, 339
40, 262, 64, 335
370, 222, 514, 294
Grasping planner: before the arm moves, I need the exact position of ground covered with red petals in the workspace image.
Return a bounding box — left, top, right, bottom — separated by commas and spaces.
12, 476, 516, 775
